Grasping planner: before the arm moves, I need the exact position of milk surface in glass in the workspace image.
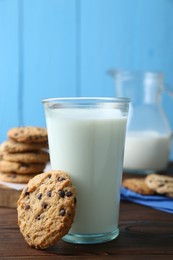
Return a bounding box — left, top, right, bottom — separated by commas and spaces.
44, 104, 128, 243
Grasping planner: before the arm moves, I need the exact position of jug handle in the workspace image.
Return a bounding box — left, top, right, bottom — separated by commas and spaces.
164, 86, 173, 143
164, 85, 173, 98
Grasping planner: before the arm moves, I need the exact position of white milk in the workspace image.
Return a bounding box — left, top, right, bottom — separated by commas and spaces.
124, 131, 171, 171
45, 108, 127, 234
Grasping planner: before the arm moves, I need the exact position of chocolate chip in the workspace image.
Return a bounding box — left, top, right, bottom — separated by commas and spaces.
48, 174, 51, 179
24, 189, 30, 196
74, 197, 77, 204
41, 202, 48, 209
25, 204, 30, 210
37, 193, 42, 200
21, 163, 29, 168
59, 208, 66, 216
58, 190, 65, 198
65, 190, 72, 197
36, 215, 41, 220
158, 183, 165, 187
47, 190, 52, 197
57, 177, 66, 182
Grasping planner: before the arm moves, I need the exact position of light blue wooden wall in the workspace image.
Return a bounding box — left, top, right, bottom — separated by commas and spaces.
0, 0, 173, 157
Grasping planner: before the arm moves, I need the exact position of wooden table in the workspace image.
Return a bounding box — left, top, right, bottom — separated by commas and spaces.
0, 165, 173, 260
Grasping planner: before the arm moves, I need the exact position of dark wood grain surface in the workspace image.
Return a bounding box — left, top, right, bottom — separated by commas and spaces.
0, 165, 173, 260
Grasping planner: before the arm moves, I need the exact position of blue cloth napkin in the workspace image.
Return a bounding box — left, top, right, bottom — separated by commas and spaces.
120, 186, 173, 214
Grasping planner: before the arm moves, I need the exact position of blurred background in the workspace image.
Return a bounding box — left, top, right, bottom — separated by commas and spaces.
0, 0, 173, 159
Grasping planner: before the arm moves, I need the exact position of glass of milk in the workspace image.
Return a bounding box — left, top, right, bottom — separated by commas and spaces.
43, 97, 129, 244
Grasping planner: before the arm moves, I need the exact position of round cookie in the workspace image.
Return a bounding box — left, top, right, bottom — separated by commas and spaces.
145, 173, 173, 194
167, 192, 173, 198
0, 172, 37, 183
8, 127, 48, 143
17, 170, 76, 249
0, 139, 48, 153
122, 178, 155, 195
0, 160, 46, 174
1, 151, 49, 164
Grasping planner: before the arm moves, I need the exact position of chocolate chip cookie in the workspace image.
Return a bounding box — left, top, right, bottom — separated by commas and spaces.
0, 172, 36, 183
17, 170, 76, 249
8, 127, 48, 143
0, 160, 46, 174
145, 173, 173, 195
122, 178, 155, 195
167, 192, 173, 198
0, 139, 48, 153
1, 151, 49, 164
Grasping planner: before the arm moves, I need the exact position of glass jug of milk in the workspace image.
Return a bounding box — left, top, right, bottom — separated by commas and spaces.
109, 70, 172, 174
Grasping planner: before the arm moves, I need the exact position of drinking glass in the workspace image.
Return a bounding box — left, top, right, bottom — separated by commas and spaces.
43, 97, 129, 244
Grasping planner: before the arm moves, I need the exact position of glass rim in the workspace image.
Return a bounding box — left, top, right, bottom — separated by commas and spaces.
108, 69, 164, 82
42, 97, 130, 104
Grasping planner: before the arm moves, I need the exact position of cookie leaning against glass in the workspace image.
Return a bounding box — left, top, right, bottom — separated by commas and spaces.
17, 170, 77, 249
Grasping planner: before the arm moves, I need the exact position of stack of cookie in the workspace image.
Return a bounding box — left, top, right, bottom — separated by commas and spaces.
122, 173, 173, 198
0, 126, 49, 184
